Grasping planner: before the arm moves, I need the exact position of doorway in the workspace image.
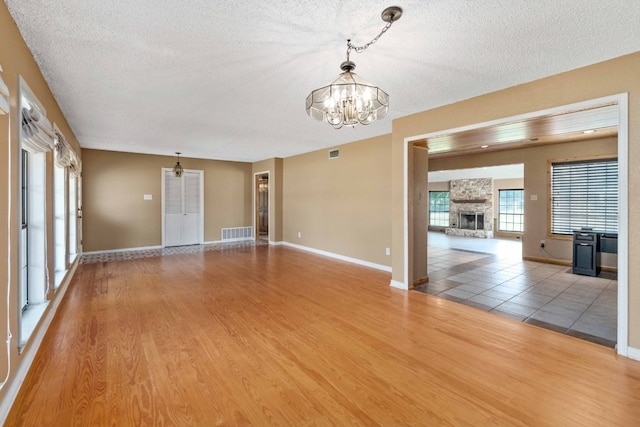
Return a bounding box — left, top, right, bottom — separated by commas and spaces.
405, 94, 629, 356
255, 172, 269, 242
162, 168, 204, 247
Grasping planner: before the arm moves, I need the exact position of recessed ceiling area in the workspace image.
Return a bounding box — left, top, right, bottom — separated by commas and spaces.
4, 1, 640, 162
416, 103, 619, 159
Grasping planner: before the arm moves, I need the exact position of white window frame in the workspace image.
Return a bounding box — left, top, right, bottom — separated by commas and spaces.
428, 191, 450, 227
68, 173, 78, 264
52, 125, 69, 288
17, 77, 51, 345
498, 189, 524, 233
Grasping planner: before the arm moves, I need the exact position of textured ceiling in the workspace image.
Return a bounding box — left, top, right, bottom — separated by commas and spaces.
6, 1, 640, 162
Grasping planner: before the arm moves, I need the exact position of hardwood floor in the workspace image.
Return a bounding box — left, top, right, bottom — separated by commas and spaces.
6, 245, 640, 425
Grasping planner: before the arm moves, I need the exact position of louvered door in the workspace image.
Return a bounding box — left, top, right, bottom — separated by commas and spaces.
163, 168, 203, 247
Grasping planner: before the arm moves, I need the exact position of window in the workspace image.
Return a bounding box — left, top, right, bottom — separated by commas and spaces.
550, 158, 618, 235
53, 162, 66, 287
429, 191, 450, 227
18, 77, 55, 344
21, 149, 28, 230
68, 173, 77, 263
498, 189, 524, 232
20, 150, 28, 311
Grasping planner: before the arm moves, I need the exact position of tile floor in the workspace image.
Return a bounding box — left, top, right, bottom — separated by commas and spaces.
80, 239, 267, 264
415, 232, 618, 348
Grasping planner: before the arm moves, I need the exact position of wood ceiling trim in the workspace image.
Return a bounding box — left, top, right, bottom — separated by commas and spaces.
426, 104, 618, 156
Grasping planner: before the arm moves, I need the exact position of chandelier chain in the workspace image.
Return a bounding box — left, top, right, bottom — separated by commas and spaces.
346, 20, 393, 62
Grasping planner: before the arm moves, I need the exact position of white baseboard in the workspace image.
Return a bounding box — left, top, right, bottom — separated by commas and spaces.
82, 245, 162, 255
0, 259, 79, 424
282, 242, 392, 273
390, 279, 409, 290
627, 346, 640, 361
269, 240, 284, 246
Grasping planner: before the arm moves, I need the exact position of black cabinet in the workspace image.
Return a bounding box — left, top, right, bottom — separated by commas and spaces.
600, 233, 618, 254
572, 231, 600, 276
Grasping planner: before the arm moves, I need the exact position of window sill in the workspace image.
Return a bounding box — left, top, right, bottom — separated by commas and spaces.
54, 269, 69, 290
20, 302, 49, 349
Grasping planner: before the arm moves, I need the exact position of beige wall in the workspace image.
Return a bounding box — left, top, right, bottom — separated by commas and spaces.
428, 181, 450, 192
391, 52, 640, 347
283, 134, 392, 267
0, 1, 83, 400
82, 149, 252, 252
252, 158, 284, 242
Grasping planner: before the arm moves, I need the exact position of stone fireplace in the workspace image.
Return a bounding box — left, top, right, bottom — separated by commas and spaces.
445, 178, 494, 238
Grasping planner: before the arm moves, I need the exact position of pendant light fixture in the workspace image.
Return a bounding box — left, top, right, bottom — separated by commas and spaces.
173, 152, 184, 177
306, 6, 403, 129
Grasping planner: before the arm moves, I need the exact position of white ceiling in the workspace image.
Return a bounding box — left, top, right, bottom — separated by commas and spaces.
429, 164, 524, 183
6, 1, 640, 162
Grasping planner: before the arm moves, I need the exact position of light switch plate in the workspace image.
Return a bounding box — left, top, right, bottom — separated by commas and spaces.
144, 194, 152, 200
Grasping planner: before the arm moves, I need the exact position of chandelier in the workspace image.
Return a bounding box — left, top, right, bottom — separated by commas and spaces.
173, 152, 184, 177
305, 6, 403, 129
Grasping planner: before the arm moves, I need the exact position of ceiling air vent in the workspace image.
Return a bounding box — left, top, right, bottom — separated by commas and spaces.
329, 149, 340, 159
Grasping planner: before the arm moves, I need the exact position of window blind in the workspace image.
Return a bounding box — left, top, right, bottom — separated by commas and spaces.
550, 159, 618, 234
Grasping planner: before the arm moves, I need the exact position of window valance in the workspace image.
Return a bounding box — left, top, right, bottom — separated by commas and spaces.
22, 105, 55, 152
68, 148, 82, 178
54, 129, 72, 168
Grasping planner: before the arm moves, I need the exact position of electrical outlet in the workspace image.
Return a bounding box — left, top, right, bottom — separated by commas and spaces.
540, 240, 545, 248
385, 247, 391, 256
298, 231, 301, 239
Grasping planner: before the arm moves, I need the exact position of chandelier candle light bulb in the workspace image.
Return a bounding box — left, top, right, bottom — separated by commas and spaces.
306, 6, 403, 129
